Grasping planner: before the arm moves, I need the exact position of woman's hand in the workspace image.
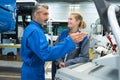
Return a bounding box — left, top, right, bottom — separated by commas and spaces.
59, 62, 66, 68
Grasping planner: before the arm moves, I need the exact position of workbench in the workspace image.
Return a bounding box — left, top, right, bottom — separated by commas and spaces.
0, 44, 21, 48
0, 44, 21, 61
0, 44, 51, 71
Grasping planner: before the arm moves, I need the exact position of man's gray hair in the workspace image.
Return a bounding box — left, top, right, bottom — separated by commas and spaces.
32, 3, 48, 18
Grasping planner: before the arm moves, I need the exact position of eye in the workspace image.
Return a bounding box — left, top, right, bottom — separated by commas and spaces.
68, 18, 72, 20
44, 13, 49, 16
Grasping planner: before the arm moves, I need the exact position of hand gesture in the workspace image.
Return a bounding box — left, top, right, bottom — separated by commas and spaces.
70, 32, 86, 43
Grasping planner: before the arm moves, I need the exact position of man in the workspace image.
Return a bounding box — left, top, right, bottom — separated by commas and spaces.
20, 3, 86, 80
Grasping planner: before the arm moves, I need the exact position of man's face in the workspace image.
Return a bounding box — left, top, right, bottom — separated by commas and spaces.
36, 7, 49, 25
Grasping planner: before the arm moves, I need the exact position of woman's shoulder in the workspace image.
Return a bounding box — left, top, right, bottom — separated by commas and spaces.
60, 29, 68, 34
58, 29, 69, 40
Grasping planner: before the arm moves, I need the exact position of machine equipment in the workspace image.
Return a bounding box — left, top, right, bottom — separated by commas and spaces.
0, 0, 16, 32
0, 0, 36, 60
55, 0, 120, 80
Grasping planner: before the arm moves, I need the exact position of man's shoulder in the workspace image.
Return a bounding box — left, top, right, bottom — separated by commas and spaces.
25, 23, 41, 32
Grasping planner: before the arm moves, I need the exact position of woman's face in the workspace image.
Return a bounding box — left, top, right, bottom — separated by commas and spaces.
68, 15, 80, 29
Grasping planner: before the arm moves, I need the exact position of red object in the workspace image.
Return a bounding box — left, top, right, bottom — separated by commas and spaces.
107, 35, 117, 52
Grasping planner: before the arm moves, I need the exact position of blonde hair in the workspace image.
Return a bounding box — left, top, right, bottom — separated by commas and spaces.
71, 13, 86, 29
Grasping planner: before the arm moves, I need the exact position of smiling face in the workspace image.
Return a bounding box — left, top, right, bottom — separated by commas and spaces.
68, 14, 80, 30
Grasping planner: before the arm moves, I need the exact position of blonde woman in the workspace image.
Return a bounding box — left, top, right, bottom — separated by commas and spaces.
52, 13, 90, 80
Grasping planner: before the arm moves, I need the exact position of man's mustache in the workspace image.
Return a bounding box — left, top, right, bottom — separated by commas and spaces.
45, 19, 48, 22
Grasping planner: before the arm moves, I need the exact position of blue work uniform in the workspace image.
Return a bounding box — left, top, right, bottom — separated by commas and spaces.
20, 20, 76, 80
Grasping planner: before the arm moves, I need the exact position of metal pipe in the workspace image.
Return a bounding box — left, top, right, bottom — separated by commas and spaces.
107, 4, 120, 80
107, 5, 120, 53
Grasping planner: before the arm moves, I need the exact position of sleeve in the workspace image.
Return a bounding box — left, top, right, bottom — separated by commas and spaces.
64, 36, 90, 67
53, 34, 65, 66
27, 30, 76, 62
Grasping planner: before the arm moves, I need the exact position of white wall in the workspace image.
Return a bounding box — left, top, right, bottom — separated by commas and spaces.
43, 2, 99, 34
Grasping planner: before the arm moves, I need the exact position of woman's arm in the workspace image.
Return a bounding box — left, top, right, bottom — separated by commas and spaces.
64, 36, 90, 66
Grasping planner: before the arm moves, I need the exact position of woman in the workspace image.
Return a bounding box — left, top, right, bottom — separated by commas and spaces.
52, 13, 90, 80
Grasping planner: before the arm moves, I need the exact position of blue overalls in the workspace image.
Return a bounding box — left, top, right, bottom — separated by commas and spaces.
20, 20, 76, 80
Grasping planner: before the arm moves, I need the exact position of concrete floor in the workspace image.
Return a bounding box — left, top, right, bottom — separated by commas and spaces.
0, 60, 52, 80
0, 66, 20, 80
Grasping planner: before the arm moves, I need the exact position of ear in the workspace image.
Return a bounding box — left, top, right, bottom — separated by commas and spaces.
34, 12, 40, 18
77, 20, 80, 25
78, 20, 80, 23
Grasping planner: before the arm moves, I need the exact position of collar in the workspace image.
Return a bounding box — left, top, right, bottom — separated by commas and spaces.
30, 20, 43, 29
68, 29, 81, 33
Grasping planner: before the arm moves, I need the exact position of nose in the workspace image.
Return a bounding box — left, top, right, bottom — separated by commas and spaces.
46, 16, 49, 21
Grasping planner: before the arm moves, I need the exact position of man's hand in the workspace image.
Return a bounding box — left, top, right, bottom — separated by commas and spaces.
70, 32, 86, 43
